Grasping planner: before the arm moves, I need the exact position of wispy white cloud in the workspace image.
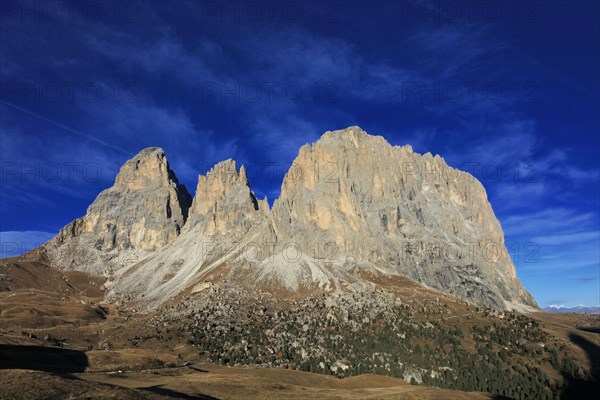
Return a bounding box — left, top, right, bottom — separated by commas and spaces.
441, 118, 599, 214
0, 125, 123, 203
0, 231, 55, 258
444, 119, 537, 167
406, 24, 497, 78
77, 91, 242, 188
532, 231, 600, 246
526, 245, 599, 273
504, 207, 599, 279
503, 208, 597, 237
88, 28, 222, 84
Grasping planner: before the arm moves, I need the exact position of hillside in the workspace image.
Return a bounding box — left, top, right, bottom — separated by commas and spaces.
0, 253, 597, 399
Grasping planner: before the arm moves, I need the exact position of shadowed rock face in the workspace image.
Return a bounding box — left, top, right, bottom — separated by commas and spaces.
42, 127, 538, 310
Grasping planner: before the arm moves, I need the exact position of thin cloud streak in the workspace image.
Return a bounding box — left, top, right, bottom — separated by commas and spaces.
0, 100, 133, 156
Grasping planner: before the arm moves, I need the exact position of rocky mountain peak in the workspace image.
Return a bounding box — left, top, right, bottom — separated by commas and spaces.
188, 159, 263, 235
44, 148, 192, 273
320, 125, 384, 145
190, 159, 258, 215
114, 147, 180, 191
271, 126, 537, 310
42, 127, 537, 311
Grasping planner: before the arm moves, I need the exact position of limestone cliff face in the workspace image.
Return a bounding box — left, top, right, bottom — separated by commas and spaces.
44, 148, 192, 274
102, 159, 271, 304
187, 159, 267, 236
269, 127, 536, 309
42, 127, 537, 310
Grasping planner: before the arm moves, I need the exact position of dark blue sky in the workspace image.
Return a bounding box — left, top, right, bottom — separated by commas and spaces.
1, 0, 598, 307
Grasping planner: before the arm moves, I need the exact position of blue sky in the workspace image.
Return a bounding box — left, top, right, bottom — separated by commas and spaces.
0, 0, 598, 307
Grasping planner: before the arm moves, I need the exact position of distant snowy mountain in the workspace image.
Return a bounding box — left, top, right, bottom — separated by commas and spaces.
543, 305, 600, 314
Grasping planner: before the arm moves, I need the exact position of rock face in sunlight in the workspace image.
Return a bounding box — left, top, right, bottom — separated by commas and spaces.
42, 127, 537, 311
270, 127, 536, 310
44, 148, 192, 275
187, 159, 268, 236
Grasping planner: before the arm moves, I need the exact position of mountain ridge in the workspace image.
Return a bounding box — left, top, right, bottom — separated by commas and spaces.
543, 305, 600, 314
41, 126, 538, 311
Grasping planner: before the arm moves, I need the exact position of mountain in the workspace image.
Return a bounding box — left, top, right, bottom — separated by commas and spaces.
543, 305, 600, 314
44, 148, 192, 276
41, 127, 537, 311
269, 128, 536, 310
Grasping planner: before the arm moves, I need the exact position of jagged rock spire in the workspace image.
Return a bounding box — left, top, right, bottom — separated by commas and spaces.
188, 159, 262, 235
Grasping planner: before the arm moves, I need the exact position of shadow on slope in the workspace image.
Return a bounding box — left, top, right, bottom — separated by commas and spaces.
141, 385, 220, 400
577, 327, 600, 334
561, 333, 600, 400
0, 344, 88, 373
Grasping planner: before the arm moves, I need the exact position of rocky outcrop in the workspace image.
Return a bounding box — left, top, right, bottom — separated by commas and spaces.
44, 147, 192, 274
187, 159, 266, 236
100, 158, 271, 304
42, 127, 538, 311
267, 127, 536, 309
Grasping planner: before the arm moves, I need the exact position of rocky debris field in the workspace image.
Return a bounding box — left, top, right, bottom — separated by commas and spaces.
142, 284, 597, 400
